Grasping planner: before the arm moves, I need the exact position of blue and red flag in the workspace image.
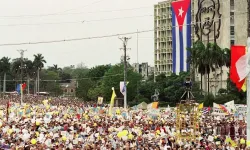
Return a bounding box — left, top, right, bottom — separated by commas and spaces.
16, 83, 26, 94
171, 0, 192, 75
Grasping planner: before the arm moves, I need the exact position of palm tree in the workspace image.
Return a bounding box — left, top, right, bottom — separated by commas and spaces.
0, 57, 11, 93
188, 41, 224, 94
24, 60, 35, 94
33, 54, 46, 94
187, 41, 206, 93
11, 58, 22, 90
48, 64, 62, 75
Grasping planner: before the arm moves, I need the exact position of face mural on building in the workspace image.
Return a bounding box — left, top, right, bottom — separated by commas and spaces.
195, 0, 221, 41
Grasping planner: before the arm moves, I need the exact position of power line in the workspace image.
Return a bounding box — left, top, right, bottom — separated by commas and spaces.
3, 73, 122, 82
0, 29, 153, 46
0, 10, 245, 28
0, 12, 246, 47
0, 0, 237, 19
0, 14, 153, 27
0, 6, 152, 19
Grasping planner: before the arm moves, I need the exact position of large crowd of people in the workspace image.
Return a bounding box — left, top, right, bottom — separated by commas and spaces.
0, 96, 247, 150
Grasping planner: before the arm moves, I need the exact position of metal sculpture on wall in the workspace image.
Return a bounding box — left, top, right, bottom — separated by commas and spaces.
195, 0, 221, 43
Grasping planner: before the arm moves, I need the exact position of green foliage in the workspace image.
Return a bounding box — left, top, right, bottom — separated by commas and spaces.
202, 93, 215, 107
76, 79, 93, 100
39, 70, 62, 96
100, 64, 142, 102
87, 65, 111, 81
87, 85, 103, 101
163, 72, 202, 105
138, 81, 158, 101
0, 41, 247, 106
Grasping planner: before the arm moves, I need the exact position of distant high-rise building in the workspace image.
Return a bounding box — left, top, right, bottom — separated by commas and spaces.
132, 63, 154, 79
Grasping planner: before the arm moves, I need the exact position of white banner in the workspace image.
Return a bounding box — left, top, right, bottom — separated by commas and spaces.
212, 107, 226, 116
235, 104, 247, 116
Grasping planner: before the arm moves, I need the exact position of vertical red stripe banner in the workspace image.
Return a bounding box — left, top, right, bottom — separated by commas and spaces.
230, 45, 246, 91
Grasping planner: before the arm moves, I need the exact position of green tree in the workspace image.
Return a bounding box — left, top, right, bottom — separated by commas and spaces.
33, 54, 46, 70
76, 79, 93, 100
163, 72, 202, 105
187, 41, 229, 94
86, 65, 112, 101
33, 54, 46, 93
87, 65, 111, 81
100, 64, 142, 103
40, 70, 62, 96
187, 41, 206, 92
138, 80, 159, 102
0, 57, 11, 93
48, 64, 62, 72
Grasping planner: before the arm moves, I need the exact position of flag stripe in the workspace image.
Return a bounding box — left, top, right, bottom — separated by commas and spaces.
186, 5, 191, 71
179, 30, 184, 71
175, 17, 180, 74
183, 17, 187, 71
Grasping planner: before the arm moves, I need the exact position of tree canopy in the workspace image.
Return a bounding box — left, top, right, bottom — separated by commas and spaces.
0, 41, 246, 106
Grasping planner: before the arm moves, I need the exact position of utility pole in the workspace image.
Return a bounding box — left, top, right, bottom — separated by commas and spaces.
17, 50, 26, 84
119, 37, 131, 109
137, 30, 139, 96
247, 0, 250, 142
137, 29, 139, 64
17, 49, 26, 104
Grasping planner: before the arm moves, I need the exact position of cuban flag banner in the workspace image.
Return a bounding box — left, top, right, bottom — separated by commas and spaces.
171, 0, 192, 75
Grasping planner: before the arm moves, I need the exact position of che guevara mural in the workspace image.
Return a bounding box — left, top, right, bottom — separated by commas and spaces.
195, 0, 221, 43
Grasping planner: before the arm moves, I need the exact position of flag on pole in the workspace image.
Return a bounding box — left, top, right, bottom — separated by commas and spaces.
198, 103, 203, 110
230, 46, 246, 91
16, 83, 27, 94
16, 83, 26, 104
109, 87, 116, 115
171, 0, 192, 75
236, 52, 250, 82
120, 81, 129, 96
202, 107, 211, 115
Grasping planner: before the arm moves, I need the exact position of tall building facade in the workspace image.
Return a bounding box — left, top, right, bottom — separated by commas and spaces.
193, 0, 248, 94
154, 0, 248, 94
154, 0, 195, 77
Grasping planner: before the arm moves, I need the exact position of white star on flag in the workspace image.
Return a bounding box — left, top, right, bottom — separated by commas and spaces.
178, 7, 184, 17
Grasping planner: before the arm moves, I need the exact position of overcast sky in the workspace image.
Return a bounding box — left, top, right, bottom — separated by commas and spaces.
0, 0, 163, 68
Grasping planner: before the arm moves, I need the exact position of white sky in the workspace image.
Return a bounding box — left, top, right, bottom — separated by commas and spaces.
0, 0, 163, 68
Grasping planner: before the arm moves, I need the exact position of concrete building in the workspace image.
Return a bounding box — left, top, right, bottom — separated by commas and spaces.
60, 80, 77, 97
193, 0, 248, 94
154, 0, 248, 94
154, 0, 195, 76
132, 63, 154, 79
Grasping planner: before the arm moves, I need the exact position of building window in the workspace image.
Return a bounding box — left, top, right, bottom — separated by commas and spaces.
64, 89, 67, 93
230, 0, 234, 7
230, 26, 234, 35
71, 89, 74, 93
231, 40, 235, 45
